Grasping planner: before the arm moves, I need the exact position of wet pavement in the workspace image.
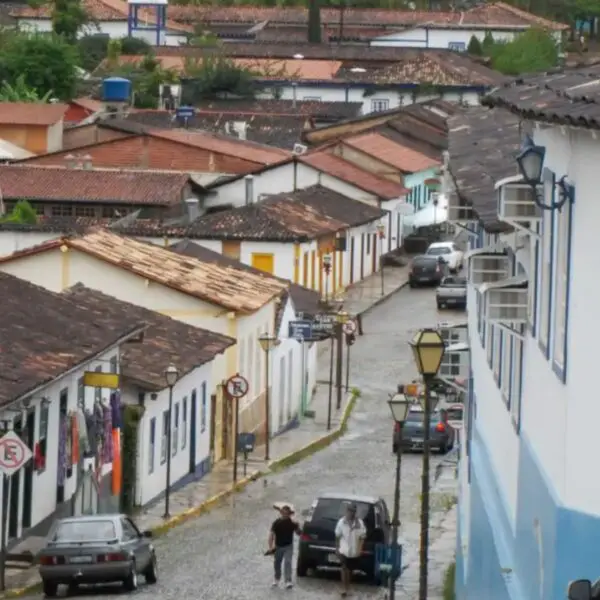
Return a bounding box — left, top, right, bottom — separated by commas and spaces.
27, 286, 463, 599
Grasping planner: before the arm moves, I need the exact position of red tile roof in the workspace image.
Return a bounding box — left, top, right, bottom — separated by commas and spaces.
149, 129, 290, 165
0, 102, 68, 126
0, 165, 193, 205
70, 98, 104, 113
343, 132, 440, 173
299, 151, 407, 200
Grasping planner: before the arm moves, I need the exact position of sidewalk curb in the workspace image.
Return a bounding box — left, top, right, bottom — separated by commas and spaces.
2, 394, 361, 599
356, 280, 408, 318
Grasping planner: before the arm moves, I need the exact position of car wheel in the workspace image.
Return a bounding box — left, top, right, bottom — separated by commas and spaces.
296, 557, 310, 577
123, 561, 138, 592
144, 552, 158, 584
43, 581, 58, 598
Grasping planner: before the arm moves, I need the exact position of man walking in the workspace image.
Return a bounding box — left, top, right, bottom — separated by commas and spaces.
335, 503, 366, 597
268, 504, 301, 589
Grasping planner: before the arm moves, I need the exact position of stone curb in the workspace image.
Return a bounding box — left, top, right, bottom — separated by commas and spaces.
356, 280, 408, 318
2, 392, 360, 599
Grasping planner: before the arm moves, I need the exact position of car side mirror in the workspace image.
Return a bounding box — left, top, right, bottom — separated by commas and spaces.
568, 579, 592, 600
142, 530, 153, 538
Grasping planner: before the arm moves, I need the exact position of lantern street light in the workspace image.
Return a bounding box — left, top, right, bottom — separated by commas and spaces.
387, 390, 412, 600
409, 329, 445, 600
258, 333, 279, 461
163, 362, 179, 519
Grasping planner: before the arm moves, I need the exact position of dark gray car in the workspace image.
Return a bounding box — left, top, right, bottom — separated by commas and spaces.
38, 514, 158, 597
409, 255, 449, 288
393, 408, 454, 454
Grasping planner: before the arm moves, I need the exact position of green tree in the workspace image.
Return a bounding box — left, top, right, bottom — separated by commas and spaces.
77, 34, 151, 73
0, 201, 38, 225
308, 0, 321, 43
0, 32, 80, 100
52, 0, 89, 43
482, 31, 495, 54
467, 35, 483, 55
0, 74, 53, 102
491, 28, 559, 75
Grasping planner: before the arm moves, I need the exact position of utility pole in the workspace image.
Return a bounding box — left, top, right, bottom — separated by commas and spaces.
335, 322, 344, 410
327, 333, 335, 430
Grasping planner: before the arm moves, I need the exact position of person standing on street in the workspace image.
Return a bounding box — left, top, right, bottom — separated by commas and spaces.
335, 503, 366, 597
268, 504, 301, 589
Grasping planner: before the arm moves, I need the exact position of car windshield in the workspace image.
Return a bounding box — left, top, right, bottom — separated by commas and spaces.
313, 499, 371, 522
413, 257, 438, 266
406, 411, 440, 423
51, 520, 117, 543
442, 277, 467, 286
427, 246, 452, 256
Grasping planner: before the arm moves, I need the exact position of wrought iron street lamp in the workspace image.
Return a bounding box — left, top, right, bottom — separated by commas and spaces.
387, 390, 412, 600
258, 333, 278, 461
409, 329, 445, 600
163, 362, 179, 519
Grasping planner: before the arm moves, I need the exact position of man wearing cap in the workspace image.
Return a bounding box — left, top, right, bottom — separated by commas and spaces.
335, 503, 366, 597
268, 504, 301, 589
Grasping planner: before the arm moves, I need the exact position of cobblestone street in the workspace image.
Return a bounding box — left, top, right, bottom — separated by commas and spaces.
28, 286, 463, 599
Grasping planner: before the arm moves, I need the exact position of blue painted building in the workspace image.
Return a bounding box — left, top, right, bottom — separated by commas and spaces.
405, 166, 439, 212
447, 71, 600, 600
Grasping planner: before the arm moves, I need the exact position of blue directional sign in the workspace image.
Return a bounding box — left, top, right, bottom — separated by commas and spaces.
175, 105, 195, 119
288, 319, 312, 340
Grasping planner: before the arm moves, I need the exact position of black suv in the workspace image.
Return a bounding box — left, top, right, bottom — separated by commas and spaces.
297, 493, 391, 583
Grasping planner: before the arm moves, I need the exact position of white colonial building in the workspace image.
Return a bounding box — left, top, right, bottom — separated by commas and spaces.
448, 72, 600, 600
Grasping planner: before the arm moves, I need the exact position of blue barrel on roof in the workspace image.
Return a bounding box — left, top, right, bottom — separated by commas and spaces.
102, 77, 132, 103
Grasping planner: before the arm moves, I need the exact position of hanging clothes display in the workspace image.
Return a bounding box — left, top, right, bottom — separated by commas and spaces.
111, 429, 121, 496
57, 415, 67, 486
85, 410, 97, 457
77, 409, 90, 457
102, 405, 113, 463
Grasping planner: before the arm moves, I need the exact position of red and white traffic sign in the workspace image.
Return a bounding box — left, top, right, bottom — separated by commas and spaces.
0, 431, 32, 476
342, 320, 357, 335
225, 374, 249, 399
447, 403, 464, 431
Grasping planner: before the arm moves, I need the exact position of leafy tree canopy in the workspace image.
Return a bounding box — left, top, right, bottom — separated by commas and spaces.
0, 32, 80, 100
467, 34, 483, 55
0, 201, 38, 225
77, 34, 152, 73
0, 74, 53, 102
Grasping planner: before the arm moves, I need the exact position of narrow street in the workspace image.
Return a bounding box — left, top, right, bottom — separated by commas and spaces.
44, 286, 464, 599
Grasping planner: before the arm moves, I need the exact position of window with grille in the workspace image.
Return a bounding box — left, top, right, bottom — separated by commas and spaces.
371, 99, 390, 112
74, 205, 97, 217
51, 204, 73, 217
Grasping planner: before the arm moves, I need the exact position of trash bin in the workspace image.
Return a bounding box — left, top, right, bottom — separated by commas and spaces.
374, 543, 402, 586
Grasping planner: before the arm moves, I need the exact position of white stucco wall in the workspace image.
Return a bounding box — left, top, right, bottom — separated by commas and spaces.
371, 27, 518, 49
133, 361, 212, 506
0, 347, 122, 543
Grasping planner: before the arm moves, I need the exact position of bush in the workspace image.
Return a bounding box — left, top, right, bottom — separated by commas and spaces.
482, 31, 495, 54
467, 35, 482, 55
491, 28, 559, 75
78, 35, 151, 73
443, 561, 456, 600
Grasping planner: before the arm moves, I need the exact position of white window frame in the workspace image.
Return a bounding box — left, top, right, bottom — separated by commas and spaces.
486, 323, 494, 365
172, 403, 179, 456
181, 397, 187, 450
552, 200, 571, 380
371, 99, 390, 113
448, 41, 466, 51
492, 328, 502, 383
538, 170, 555, 355
160, 410, 168, 464
148, 417, 156, 474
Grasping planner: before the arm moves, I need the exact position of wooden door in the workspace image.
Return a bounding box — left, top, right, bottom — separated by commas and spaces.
303, 252, 309, 287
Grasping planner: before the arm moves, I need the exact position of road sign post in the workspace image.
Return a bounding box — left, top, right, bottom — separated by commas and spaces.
226, 374, 249, 484
0, 430, 32, 592
447, 403, 464, 431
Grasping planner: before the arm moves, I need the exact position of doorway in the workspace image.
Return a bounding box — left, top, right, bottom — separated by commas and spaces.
360, 234, 365, 280
350, 237, 355, 285
21, 411, 34, 529
56, 391, 68, 506
372, 234, 377, 273
209, 394, 216, 462
221, 394, 232, 459
189, 390, 197, 475
278, 356, 286, 429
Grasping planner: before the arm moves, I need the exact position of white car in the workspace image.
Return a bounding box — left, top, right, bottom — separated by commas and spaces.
425, 242, 464, 272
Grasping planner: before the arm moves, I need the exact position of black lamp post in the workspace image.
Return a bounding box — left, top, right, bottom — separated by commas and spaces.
163, 362, 179, 519
409, 329, 446, 600
387, 391, 412, 600
258, 333, 278, 461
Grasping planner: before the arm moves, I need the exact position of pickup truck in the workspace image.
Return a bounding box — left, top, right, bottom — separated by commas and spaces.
436, 276, 467, 310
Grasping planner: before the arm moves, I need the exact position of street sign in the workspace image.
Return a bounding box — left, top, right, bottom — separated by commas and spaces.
0, 431, 32, 476
288, 319, 312, 341
342, 320, 357, 335
225, 374, 249, 399
447, 403, 464, 431
83, 371, 120, 390
312, 313, 335, 335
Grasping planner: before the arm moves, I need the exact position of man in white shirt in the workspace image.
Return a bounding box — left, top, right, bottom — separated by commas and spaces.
335, 503, 366, 597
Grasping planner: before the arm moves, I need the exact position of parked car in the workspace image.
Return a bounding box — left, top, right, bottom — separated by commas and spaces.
436, 276, 467, 310
297, 493, 391, 583
38, 515, 158, 597
425, 242, 464, 272
409, 255, 448, 288
393, 406, 454, 454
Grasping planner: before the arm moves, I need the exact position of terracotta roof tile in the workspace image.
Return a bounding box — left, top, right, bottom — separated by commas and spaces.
343, 132, 440, 173
64, 285, 235, 390
0, 102, 68, 126
70, 97, 104, 113
149, 129, 290, 165
0, 165, 194, 205
299, 152, 407, 200
183, 184, 386, 241
0, 272, 145, 406
0, 230, 287, 313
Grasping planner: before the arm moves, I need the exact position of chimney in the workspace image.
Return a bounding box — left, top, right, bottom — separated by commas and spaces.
81, 154, 93, 170
245, 175, 254, 205
232, 121, 247, 141
64, 154, 76, 169
292, 82, 298, 109
185, 197, 200, 222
